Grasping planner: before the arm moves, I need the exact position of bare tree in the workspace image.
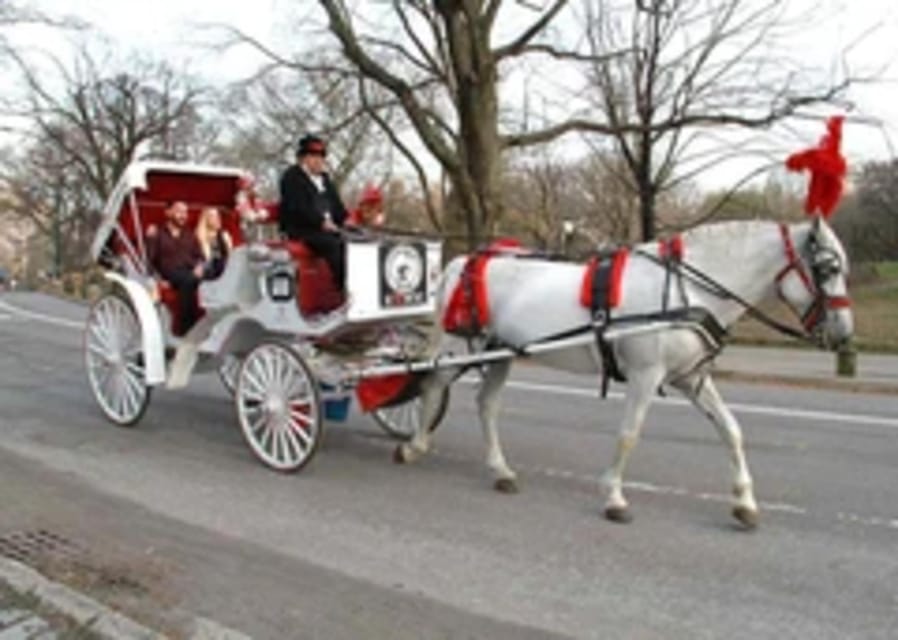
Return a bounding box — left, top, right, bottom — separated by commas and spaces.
582, 0, 858, 240
834, 159, 898, 261
1, 47, 209, 272
211, 66, 398, 201
502, 148, 576, 251
316, 0, 647, 250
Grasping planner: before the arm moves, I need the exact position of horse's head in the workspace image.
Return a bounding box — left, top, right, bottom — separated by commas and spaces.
776, 217, 853, 350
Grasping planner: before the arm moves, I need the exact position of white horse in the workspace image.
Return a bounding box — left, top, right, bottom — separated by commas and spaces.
396, 217, 853, 528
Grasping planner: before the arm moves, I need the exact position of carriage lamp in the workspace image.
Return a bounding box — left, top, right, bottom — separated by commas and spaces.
266, 269, 294, 302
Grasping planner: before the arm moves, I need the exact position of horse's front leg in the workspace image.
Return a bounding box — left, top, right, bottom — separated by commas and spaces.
394, 369, 454, 464
601, 366, 664, 523
678, 375, 759, 529
476, 359, 517, 493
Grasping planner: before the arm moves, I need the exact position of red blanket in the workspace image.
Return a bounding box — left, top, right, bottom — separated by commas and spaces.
442, 239, 525, 335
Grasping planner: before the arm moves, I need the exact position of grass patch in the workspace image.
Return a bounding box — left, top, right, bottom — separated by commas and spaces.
875, 261, 898, 279
731, 264, 898, 352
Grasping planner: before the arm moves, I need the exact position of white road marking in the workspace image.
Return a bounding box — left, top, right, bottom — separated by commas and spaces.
493, 379, 898, 430
415, 446, 898, 532
0, 313, 11, 321
0, 299, 83, 330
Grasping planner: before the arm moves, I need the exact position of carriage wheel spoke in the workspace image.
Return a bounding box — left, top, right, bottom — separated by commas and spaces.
282, 421, 305, 457
244, 364, 268, 398
275, 428, 290, 462
259, 417, 275, 452
289, 406, 313, 428
241, 387, 265, 402
119, 373, 139, 417
88, 323, 113, 352
122, 366, 144, 401
287, 416, 312, 448
125, 361, 145, 377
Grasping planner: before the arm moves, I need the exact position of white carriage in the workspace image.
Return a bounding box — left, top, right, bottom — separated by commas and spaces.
84, 161, 448, 471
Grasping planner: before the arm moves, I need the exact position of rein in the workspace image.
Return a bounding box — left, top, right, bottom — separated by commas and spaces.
631, 247, 814, 344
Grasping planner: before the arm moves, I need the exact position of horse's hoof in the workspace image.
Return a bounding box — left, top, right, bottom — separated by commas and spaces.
732, 506, 759, 530
393, 445, 407, 464
494, 478, 519, 494
604, 506, 633, 524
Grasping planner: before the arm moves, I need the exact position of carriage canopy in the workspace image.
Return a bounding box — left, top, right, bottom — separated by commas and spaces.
90, 161, 252, 271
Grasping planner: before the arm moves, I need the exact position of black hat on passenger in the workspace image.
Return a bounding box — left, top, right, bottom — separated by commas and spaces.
297, 134, 327, 157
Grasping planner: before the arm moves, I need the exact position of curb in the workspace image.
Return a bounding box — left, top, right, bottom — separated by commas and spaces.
713, 368, 898, 396
0, 557, 252, 640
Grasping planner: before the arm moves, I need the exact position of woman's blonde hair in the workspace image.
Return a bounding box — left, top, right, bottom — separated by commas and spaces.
196, 207, 231, 260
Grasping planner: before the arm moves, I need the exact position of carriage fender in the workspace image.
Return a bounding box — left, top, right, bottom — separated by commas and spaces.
103, 272, 166, 386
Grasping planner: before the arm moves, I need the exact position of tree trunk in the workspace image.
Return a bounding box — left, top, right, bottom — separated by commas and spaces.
442, 5, 505, 251
637, 130, 656, 241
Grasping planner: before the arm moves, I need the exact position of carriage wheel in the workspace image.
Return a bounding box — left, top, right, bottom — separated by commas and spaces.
235, 341, 323, 472
218, 354, 241, 396
371, 387, 450, 441
84, 293, 151, 426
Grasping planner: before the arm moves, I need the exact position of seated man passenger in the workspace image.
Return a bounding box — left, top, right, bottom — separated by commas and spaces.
346, 184, 386, 229
196, 206, 232, 280
278, 134, 348, 292
147, 201, 205, 334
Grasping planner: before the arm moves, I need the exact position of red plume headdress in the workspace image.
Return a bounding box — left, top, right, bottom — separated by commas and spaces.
785, 116, 847, 218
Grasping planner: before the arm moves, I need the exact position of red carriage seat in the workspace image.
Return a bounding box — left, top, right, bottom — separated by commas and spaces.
258, 202, 344, 316
284, 241, 345, 315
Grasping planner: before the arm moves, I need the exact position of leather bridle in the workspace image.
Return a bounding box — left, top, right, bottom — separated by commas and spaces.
775, 223, 851, 337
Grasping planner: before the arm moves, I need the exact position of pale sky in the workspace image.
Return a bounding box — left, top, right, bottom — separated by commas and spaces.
9, 0, 898, 188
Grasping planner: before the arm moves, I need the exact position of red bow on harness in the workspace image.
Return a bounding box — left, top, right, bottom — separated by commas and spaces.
785, 116, 847, 218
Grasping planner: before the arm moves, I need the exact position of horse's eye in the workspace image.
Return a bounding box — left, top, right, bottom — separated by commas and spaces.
814, 258, 840, 279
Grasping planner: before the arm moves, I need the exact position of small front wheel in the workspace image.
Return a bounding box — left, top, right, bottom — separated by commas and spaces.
235, 341, 323, 472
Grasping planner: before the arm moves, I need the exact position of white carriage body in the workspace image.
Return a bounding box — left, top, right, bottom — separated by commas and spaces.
84, 159, 448, 471
89, 160, 442, 389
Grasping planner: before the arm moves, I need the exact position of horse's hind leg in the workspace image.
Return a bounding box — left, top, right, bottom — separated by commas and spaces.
475, 358, 517, 492
394, 368, 455, 464
601, 367, 664, 523
677, 375, 759, 529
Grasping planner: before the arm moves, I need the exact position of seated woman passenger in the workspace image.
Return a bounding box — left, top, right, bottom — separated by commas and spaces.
195, 206, 232, 280
346, 184, 386, 229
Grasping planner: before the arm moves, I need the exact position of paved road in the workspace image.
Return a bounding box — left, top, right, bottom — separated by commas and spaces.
1, 292, 897, 639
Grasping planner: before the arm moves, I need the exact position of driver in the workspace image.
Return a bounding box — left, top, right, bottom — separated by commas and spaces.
278, 134, 348, 292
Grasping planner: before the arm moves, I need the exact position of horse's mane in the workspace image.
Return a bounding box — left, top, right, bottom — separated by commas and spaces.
665, 219, 797, 270
679, 219, 780, 243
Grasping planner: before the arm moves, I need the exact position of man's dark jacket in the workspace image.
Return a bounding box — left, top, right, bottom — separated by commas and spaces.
278, 165, 347, 239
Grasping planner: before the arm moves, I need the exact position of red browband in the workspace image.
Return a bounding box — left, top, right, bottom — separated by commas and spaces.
826, 296, 852, 309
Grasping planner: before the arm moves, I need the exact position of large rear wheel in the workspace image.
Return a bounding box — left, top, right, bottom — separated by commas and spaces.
235, 341, 323, 472
84, 293, 151, 426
